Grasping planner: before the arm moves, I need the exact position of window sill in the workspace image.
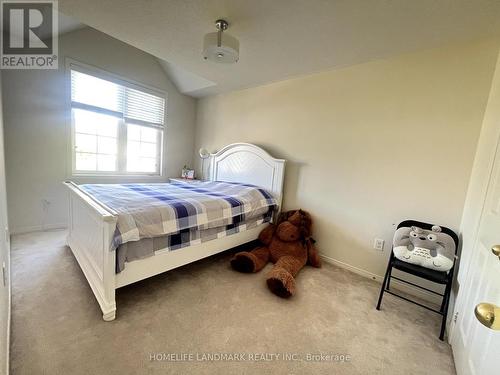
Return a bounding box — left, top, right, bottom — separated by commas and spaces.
70, 174, 166, 184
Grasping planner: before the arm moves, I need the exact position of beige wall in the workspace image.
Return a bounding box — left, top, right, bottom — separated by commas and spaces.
195, 39, 500, 280
2, 28, 196, 233
0, 71, 11, 375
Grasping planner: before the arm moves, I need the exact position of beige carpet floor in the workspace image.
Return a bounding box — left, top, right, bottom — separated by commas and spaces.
10, 230, 455, 375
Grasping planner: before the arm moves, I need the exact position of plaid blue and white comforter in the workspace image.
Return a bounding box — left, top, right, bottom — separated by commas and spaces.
116, 212, 273, 272
79, 181, 277, 249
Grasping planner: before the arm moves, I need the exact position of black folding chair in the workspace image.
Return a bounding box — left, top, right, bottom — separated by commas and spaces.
376, 220, 459, 341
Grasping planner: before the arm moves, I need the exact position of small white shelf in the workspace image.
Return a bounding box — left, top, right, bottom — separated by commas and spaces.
169, 178, 202, 184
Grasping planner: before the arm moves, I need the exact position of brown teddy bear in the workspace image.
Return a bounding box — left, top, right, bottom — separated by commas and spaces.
230, 209, 321, 297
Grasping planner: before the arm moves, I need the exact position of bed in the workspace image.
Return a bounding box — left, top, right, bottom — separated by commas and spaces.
64, 143, 285, 321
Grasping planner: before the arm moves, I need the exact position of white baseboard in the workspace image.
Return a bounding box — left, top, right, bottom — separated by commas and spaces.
320, 254, 442, 306
11, 223, 67, 235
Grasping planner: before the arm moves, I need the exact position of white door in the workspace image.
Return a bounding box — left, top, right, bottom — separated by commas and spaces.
451, 138, 500, 375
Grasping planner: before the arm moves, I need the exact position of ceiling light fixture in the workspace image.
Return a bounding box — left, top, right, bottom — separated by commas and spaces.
203, 19, 239, 63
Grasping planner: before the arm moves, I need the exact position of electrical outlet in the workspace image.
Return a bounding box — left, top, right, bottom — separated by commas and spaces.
373, 238, 385, 251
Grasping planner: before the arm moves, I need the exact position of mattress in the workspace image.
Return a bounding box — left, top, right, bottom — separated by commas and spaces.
79, 181, 277, 249
116, 211, 272, 272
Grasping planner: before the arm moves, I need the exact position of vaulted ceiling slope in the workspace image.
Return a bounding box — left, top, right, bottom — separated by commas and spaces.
59, 0, 500, 97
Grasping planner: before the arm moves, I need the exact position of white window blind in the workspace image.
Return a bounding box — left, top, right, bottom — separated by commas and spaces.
70, 65, 165, 176
125, 87, 165, 126
71, 69, 165, 126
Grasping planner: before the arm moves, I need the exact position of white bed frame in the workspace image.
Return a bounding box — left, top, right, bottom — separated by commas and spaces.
64, 143, 285, 321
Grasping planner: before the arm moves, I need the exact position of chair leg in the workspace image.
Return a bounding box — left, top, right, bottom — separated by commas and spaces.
439, 280, 452, 341
386, 266, 393, 291
440, 279, 452, 313
376, 259, 392, 310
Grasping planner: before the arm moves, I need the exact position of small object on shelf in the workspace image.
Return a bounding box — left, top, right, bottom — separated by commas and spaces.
181, 165, 195, 179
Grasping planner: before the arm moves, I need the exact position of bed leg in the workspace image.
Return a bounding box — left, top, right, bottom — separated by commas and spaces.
101, 220, 117, 322
102, 310, 116, 322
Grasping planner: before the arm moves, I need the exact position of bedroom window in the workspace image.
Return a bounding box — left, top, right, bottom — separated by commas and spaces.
70, 65, 165, 176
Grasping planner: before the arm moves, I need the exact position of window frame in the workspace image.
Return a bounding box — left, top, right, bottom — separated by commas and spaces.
66, 59, 166, 178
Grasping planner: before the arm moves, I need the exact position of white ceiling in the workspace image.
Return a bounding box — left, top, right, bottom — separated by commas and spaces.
2, 9, 83, 41
58, 12, 85, 37
58, 0, 500, 97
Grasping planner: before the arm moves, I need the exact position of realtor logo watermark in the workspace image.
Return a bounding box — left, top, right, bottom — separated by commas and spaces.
1, 0, 58, 69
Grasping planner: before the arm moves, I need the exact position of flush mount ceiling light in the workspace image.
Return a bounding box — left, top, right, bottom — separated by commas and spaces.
203, 19, 239, 63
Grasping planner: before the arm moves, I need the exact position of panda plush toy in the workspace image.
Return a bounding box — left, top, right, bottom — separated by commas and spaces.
393, 225, 455, 272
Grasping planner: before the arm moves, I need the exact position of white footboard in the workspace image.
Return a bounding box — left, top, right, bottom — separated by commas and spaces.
64, 182, 117, 321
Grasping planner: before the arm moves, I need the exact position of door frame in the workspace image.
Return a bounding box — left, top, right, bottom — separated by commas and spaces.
449, 50, 500, 344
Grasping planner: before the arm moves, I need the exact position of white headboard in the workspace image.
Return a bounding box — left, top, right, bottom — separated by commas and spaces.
209, 143, 286, 209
